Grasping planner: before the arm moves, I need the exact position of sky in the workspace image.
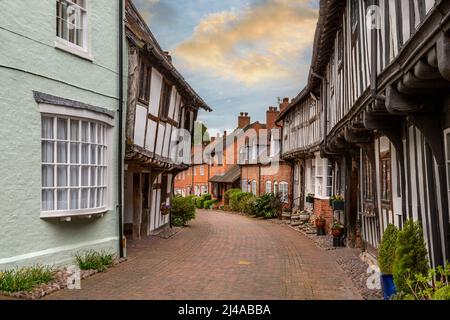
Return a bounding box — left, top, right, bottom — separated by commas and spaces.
133, 0, 320, 136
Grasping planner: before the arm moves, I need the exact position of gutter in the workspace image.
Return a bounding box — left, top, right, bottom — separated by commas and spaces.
118, 0, 125, 258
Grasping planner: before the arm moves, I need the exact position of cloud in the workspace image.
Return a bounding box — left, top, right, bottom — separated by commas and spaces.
174, 0, 318, 85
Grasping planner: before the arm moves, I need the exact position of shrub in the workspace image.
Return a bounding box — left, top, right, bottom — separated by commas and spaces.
202, 194, 212, 201
379, 224, 399, 274
203, 199, 218, 209
241, 195, 257, 214
253, 193, 280, 219
393, 262, 450, 300
75, 250, 115, 272
433, 286, 450, 300
0, 265, 55, 292
171, 195, 196, 226
393, 220, 429, 293
224, 188, 241, 205
229, 191, 251, 212
195, 196, 204, 209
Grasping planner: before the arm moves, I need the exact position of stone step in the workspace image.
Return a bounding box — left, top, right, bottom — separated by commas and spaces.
291, 215, 300, 220
291, 221, 302, 227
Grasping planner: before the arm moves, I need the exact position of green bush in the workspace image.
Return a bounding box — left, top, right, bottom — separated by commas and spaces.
379, 224, 399, 274
393, 220, 429, 293
253, 193, 280, 219
171, 195, 196, 226
230, 191, 253, 212
224, 188, 241, 205
203, 199, 218, 209
203, 194, 212, 201
241, 195, 257, 214
195, 196, 205, 209
0, 265, 55, 292
75, 250, 116, 272
433, 286, 450, 300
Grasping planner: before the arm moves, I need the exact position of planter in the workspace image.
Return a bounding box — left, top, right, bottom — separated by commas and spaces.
332, 200, 345, 211
380, 274, 396, 300
315, 219, 326, 229
331, 227, 344, 238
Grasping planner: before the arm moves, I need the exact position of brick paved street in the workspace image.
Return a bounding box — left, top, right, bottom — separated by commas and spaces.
45, 210, 362, 300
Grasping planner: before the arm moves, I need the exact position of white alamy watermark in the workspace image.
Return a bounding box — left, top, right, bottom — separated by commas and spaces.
66, 265, 81, 290
366, 264, 381, 290
366, 5, 382, 30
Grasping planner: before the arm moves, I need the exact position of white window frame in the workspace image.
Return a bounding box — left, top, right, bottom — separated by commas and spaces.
55, 0, 93, 61
242, 179, 247, 192
39, 104, 113, 219
199, 165, 205, 176
265, 181, 272, 194
279, 181, 289, 203
274, 181, 278, 194
252, 180, 257, 195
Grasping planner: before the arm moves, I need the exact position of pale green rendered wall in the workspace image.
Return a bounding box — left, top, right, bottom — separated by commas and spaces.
0, 0, 127, 268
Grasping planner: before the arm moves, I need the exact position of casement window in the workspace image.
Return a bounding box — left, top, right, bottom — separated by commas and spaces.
279, 182, 288, 204
199, 165, 205, 176
138, 60, 152, 104
274, 181, 278, 194
310, 159, 316, 194
326, 162, 333, 197
194, 185, 200, 196
265, 181, 272, 194
251, 180, 257, 195
241, 179, 247, 192
201, 185, 208, 195
159, 80, 172, 119
41, 115, 108, 215
56, 0, 88, 51
362, 152, 374, 201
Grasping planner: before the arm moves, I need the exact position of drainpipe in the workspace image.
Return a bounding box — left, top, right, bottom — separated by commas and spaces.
118, 0, 125, 258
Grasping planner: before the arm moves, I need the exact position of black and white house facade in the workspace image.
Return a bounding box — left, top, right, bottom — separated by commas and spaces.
278, 0, 450, 268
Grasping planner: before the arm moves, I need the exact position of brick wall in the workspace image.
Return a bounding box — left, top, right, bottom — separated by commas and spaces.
313, 198, 333, 234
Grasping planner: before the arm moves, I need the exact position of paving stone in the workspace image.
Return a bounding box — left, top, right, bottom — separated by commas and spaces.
44, 210, 362, 300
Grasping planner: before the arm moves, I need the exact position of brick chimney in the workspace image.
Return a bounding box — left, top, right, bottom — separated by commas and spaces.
238, 112, 251, 129
279, 97, 290, 112
266, 106, 280, 132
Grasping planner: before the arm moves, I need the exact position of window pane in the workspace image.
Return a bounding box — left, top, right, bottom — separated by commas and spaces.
70, 120, 79, 141
90, 145, 97, 164
57, 166, 68, 187
70, 189, 79, 210
81, 166, 89, 186
57, 118, 68, 140
42, 117, 54, 139
42, 165, 54, 187
97, 167, 103, 186
97, 147, 102, 165
70, 142, 79, 164
81, 188, 89, 209
97, 125, 102, 144
90, 188, 96, 208
42, 190, 54, 211
81, 144, 89, 164
42, 141, 54, 163
96, 188, 102, 207
57, 189, 68, 210
81, 122, 89, 142
70, 166, 79, 187
57, 142, 68, 163
90, 123, 96, 143
90, 167, 96, 186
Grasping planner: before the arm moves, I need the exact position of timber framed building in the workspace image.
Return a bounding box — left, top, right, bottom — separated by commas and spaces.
278, 0, 450, 268
124, 1, 211, 239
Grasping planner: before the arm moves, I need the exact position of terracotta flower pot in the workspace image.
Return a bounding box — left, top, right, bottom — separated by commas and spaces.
315, 219, 326, 229
331, 227, 344, 238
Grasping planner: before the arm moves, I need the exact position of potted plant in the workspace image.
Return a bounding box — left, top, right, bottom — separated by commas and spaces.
306, 193, 315, 204
160, 203, 171, 216
331, 220, 344, 238
331, 195, 344, 211
378, 224, 398, 300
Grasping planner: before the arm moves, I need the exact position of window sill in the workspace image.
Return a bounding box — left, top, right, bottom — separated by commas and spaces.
40, 207, 109, 220
54, 39, 94, 62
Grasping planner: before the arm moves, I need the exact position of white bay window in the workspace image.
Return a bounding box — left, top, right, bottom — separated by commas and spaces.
41, 115, 108, 216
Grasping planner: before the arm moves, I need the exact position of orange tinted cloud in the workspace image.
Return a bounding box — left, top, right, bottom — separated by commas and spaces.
175, 0, 318, 85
